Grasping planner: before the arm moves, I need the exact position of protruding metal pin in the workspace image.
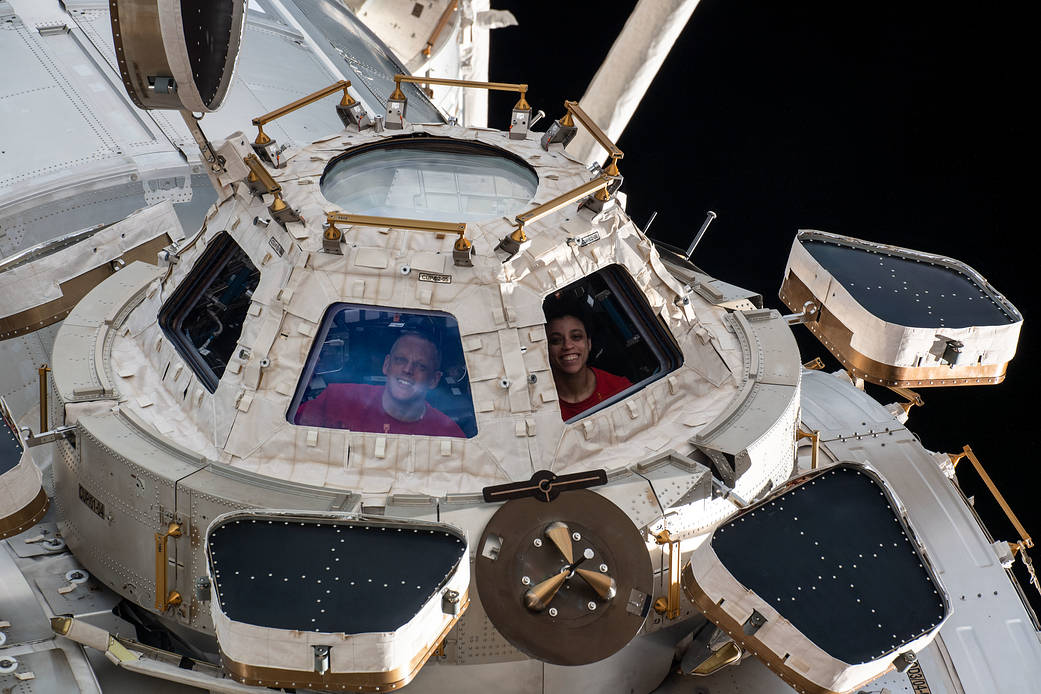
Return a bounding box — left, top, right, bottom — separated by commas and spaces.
545, 522, 574, 564
685, 210, 718, 259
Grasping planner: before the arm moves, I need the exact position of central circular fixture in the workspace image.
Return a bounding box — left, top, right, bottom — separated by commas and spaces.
321, 137, 538, 223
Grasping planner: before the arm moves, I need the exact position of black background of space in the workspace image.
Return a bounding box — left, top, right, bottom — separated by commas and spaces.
488, 1, 1039, 616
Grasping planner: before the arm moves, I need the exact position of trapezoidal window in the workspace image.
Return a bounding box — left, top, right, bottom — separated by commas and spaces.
288, 305, 476, 439
543, 265, 682, 422
158, 232, 260, 393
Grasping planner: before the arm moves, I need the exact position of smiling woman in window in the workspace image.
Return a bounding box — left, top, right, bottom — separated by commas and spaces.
546, 304, 632, 421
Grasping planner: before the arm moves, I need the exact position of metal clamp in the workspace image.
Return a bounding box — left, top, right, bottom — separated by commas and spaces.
154, 521, 183, 611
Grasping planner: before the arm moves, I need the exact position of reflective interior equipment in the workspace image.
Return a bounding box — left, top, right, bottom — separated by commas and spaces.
289, 304, 476, 438
320, 137, 538, 223
543, 265, 683, 421
158, 233, 260, 392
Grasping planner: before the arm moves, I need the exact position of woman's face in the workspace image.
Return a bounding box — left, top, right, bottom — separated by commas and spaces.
547, 315, 591, 376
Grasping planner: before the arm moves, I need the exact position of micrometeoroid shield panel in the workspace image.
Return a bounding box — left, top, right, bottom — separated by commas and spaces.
710, 464, 948, 664
780, 229, 1022, 387
208, 517, 466, 632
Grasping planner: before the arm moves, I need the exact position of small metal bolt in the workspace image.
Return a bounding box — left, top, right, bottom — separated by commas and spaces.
583, 548, 594, 559
572, 532, 581, 541
599, 563, 608, 573
587, 601, 597, 611
533, 538, 542, 547
548, 607, 558, 617
521, 576, 531, 586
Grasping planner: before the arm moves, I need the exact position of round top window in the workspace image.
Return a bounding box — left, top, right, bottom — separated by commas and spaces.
321, 137, 539, 223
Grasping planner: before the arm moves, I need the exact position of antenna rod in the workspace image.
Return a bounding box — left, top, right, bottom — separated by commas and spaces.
685, 210, 717, 259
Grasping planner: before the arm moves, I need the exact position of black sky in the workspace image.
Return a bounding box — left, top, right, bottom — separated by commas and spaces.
490, 0, 1038, 615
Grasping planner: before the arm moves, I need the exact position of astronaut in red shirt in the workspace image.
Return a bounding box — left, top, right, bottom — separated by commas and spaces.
295, 332, 464, 437
546, 311, 632, 420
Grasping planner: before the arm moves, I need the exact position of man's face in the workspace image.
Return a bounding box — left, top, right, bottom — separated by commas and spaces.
383, 335, 442, 405
547, 315, 591, 376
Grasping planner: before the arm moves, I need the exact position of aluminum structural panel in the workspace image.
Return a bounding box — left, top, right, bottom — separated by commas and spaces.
799, 368, 1041, 694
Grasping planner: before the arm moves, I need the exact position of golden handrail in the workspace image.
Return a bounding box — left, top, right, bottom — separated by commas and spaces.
422, 0, 459, 58
154, 521, 183, 611
38, 364, 51, 434
796, 428, 821, 470
325, 212, 470, 255
252, 80, 355, 146
950, 445, 1032, 549
391, 74, 529, 110
561, 100, 623, 162
653, 529, 683, 619
515, 177, 611, 227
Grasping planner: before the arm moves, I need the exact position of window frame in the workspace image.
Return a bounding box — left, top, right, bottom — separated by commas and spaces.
157, 232, 259, 393
286, 302, 478, 438
546, 264, 683, 423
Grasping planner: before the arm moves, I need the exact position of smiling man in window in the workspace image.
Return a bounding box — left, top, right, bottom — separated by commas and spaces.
295, 331, 464, 437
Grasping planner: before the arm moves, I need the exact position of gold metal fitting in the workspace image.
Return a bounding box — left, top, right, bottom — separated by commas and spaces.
254, 123, 272, 146
796, 428, 821, 470
652, 529, 682, 619
949, 444, 1033, 550
514, 91, 530, 111
389, 78, 406, 102
802, 357, 826, 370
38, 364, 51, 434
453, 236, 472, 252
50, 616, 73, 636
509, 225, 527, 244
270, 192, 288, 212
559, 109, 575, 128
339, 88, 357, 108
155, 521, 183, 611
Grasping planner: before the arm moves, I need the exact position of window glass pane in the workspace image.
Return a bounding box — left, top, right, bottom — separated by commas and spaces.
543, 265, 682, 421
289, 305, 476, 438
321, 138, 538, 223
159, 233, 260, 393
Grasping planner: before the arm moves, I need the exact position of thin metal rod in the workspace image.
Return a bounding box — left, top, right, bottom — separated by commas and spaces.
642, 210, 658, 235
38, 365, 50, 434
685, 210, 717, 258
396, 75, 527, 93
952, 445, 1033, 548
423, 0, 459, 57
515, 177, 610, 226
563, 100, 623, 161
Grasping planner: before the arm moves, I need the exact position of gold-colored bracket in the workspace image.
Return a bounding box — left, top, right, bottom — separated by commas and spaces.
422, 0, 459, 58
887, 385, 924, 415
949, 445, 1032, 549
252, 80, 354, 146
154, 521, 183, 611
796, 428, 821, 470
652, 529, 682, 619
392, 74, 530, 111
802, 357, 826, 370
38, 364, 51, 434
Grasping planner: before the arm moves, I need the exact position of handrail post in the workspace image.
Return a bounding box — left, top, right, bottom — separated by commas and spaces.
38, 364, 51, 434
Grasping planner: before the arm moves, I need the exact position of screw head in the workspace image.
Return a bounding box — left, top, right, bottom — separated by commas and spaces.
533, 538, 542, 547
587, 601, 597, 611
548, 607, 558, 617
572, 532, 581, 541
599, 563, 609, 573
521, 576, 531, 586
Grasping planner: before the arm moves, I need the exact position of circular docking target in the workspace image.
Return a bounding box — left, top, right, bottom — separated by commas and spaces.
475, 489, 652, 665
0, 655, 18, 674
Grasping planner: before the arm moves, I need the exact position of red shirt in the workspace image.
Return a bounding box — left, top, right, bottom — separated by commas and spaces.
558, 367, 632, 420
295, 384, 465, 437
